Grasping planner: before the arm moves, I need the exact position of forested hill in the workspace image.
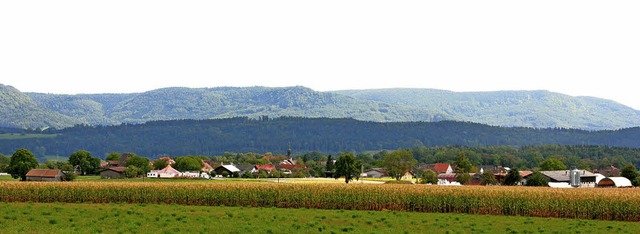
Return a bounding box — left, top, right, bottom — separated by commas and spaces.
2, 84, 640, 130
332, 88, 640, 130
1, 117, 638, 159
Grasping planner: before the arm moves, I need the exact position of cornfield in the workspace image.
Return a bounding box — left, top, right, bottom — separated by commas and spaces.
1, 181, 639, 221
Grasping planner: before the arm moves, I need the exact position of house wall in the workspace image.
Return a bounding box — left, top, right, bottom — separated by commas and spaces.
365, 171, 384, 178
26, 173, 64, 182
101, 170, 125, 179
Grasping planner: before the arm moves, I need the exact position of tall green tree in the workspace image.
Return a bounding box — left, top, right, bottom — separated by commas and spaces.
7, 149, 39, 181
68, 150, 101, 175
454, 153, 473, 173
503, 168, 522, 186
525, 171, 548, 187
105, 152, 121, 161
383, 149, 417, 181
325, 155, 334, 177
173, 156, 204, 172
480, 170, 498, 185
0, 153, 10, 172
621, 164, 638, 186
455, 173, 471, 185
334, 152, 361, 184
152, 158, 169, 170
126, 154, 151, 175
420, 169, 438, 184
539, 158, 567, 171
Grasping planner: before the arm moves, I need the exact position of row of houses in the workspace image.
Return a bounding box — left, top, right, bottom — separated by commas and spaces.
361, 163, 633, 188
99, 154, 308, 179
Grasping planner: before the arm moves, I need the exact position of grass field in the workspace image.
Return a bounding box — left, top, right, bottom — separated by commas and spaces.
0, 202, 637, 234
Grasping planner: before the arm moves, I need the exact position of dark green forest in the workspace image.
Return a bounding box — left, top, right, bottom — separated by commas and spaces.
1, 117, 639, 167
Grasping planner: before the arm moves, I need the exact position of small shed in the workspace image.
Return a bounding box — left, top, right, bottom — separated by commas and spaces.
100, 167, 127, 179
597, 177, 633, 188
26, 169, 66, 182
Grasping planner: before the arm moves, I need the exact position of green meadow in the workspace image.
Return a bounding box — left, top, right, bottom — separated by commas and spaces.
0, 202, 638, 234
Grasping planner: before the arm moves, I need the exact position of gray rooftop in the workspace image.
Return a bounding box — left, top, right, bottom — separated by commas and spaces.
540, 170, 596, 182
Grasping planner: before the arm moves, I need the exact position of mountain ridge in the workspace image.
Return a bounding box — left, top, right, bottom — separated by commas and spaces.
1, 84, 639, 130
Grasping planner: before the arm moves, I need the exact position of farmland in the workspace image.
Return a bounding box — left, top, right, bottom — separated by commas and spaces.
1, 181, 640, 222
1, 202, 638, 233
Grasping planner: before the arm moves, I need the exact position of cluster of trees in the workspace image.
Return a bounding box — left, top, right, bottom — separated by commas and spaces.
1, 149, 75, 181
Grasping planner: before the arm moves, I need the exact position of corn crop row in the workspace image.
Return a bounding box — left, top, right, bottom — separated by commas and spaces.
1, 182, 639, 221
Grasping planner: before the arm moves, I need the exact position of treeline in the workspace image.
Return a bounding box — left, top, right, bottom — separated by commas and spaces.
0, 117, 639, 162
3, 144, 640, 177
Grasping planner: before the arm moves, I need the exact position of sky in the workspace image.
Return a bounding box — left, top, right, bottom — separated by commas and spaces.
1, 1, 639, 109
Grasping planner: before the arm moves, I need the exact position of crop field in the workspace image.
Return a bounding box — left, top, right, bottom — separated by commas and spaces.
1, 202, 638, 234
1, 181, 640, 222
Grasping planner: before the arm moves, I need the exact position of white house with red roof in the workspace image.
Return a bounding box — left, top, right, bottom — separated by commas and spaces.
433, 163, 454, 174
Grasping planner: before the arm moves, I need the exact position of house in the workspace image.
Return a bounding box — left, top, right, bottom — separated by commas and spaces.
420, 163, 454, 174
157, 156, 176, 165
597, 177, 633, 188
362, 168, 386, 178
278, 163, 307, 175
401, 171, 415, 181
100, 167, 127, 179
594, 165, 620, 177
539, 170, 597, 187
252, 164, 276, 174
201, 160, 214, 173
434, 163, 454, 174
214, 164, 241, 177
25, 169, 66, 182
106, 153, 134, 168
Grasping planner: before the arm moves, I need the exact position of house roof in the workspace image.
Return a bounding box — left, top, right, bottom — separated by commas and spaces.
279, 163, 307, 171
598, 177, 633, 187
364, 168, 386, 174
157, 165, 181, 174
26, 169, 61, 178
496, 170, 534, 178
201, 160, 214, 172
104, 167, 127, 173
217, 164, 241, 173
255, 164, 276, 171
540, 170, 596, 182
433, 163, 451, 173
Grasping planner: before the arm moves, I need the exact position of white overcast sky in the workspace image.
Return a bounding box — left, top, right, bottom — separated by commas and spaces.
1, 1, 639, 109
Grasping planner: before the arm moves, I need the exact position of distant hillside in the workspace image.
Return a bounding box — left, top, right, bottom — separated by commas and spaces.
0, 84, 80, 129
1, 84, 639, 130
332, 89, 640, 130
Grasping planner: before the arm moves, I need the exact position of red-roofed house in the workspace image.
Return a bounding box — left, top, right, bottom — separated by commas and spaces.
201, 160, 214, 173
433, 163, 454, 174
278, 163, 307, 175
26, 169, 66, 182
252, 164, 276, 173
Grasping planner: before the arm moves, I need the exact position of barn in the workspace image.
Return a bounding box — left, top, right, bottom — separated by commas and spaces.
26, 169, 66, 182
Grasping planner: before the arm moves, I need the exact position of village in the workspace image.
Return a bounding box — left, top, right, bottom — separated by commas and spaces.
21, 151, 635, 189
